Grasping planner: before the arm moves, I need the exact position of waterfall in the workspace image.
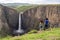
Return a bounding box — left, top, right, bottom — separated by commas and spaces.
17, 12, 24, 33
14, 12, 24, 34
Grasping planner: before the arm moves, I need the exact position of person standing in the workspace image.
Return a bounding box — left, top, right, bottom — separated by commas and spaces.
39, 20, 44, 31
44, 18, 49, 30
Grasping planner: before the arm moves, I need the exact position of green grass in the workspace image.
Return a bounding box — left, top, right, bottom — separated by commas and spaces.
28, 30, 38, 34
0, 28, 60, 40
15, 5, 39, 12
15, 4, 60, 12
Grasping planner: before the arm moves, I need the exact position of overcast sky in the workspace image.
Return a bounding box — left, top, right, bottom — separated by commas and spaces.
0, 0, 60, 4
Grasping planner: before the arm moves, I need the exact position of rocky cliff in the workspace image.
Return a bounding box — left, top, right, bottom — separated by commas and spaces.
0, 4, 19, 37
22, 5, 60, 31
0, 4, 60, 36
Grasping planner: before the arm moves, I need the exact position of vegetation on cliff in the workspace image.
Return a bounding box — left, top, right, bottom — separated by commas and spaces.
15, 5, 39, 12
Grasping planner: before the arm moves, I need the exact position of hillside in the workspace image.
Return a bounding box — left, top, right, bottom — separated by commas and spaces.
0, 28, 60, 40
0, 3, 31, 8
15, 5, 39, 12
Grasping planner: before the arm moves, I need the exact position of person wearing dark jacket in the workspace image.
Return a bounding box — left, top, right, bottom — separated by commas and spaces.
44, 18, 49, 30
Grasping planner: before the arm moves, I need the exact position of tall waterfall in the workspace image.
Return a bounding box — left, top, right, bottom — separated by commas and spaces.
18, 12, 24, 33
14, 12, 24, 34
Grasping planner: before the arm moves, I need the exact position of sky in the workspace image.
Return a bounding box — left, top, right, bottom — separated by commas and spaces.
0, 0, 60, 4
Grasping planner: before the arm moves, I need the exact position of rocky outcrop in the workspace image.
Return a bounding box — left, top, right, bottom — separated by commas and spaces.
0, 4, 19, 37
22, 5, 60, 31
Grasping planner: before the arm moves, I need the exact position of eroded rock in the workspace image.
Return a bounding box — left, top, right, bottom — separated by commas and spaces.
22, 5, 60, 32
0, 4, 19, 37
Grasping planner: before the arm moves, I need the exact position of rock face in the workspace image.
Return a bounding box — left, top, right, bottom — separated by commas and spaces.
0, 5, 19, 37
22, 5, 60, 32
0, 4, 60, 36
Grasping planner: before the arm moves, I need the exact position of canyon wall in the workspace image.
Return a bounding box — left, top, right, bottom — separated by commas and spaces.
22, 5, 60, 32
0, 4, 60, 36
0, 5, 19, 37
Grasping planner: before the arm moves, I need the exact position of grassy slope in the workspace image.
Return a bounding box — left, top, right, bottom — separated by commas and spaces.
0, 28, 60, 40
15, 5, 39, 12
15, 4, 60, 12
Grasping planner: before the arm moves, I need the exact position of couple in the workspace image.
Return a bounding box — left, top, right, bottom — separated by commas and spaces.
39, 18, 49, 30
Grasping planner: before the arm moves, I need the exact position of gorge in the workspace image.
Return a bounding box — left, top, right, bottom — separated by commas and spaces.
0, 4, 60, 36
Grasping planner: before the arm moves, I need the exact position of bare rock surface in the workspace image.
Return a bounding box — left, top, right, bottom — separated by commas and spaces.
0, 4, 19, 37
22, 5, 60, 32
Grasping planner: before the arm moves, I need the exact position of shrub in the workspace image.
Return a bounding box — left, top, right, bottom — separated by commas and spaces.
28, 30, 38, 34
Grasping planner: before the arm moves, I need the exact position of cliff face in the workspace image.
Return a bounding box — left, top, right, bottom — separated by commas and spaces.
0, 5, 19, 36
22, 5, 60, 31
0, 4, 60, 36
